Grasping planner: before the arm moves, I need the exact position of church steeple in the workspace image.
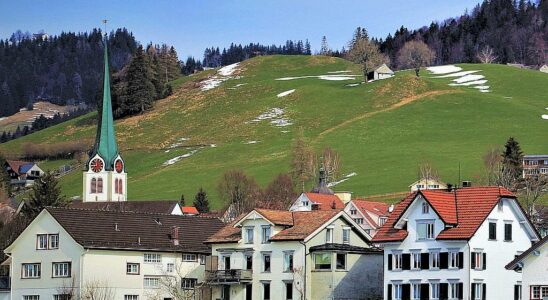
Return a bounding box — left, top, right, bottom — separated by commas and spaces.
83, 32, 126, 202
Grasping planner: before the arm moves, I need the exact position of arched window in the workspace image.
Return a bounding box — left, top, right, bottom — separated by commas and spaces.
91, 178, 97, 194
119, 179, 123, 194
114, 179, 119, 194
97, 178, 103, 193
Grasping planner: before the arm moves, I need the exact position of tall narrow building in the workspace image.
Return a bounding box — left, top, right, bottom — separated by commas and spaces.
82, 36, 126, 202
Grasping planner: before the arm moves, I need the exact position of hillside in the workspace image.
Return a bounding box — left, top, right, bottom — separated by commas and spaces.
2, 55, 547, 209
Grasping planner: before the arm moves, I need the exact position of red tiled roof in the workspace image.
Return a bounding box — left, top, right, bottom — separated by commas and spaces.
182, 207, 199, 215
5, 160, 29, 175
372, 187, 516, 243
206, 209, 340, 243
352, 200, 391, 217
304, 193, 345, 210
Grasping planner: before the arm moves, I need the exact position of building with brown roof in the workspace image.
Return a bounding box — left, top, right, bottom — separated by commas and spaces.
70, 199, 194, 215
4, 160, 43, 187
205, 208, 383, 300
506, 235, 548, 300
371, 186, 540, 300
344, 199, 393, 236
4, 207, 224, 300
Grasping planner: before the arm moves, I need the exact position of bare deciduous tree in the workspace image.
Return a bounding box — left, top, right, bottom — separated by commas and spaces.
291, 128, 317, 191
482, 147, 502, 185
217, 170, 261, 217
397, 40, 435, 77
261, 173, 297, 210
322, 147, 342, 184
418, 161, 440, 182
81, 280, 116, 300
519, 175, 548, 219
346, 37, 387, 82
477, 45, 498, 64
56, 277, 77, 300
148, 260, 209, 300
292, 266, 306, 300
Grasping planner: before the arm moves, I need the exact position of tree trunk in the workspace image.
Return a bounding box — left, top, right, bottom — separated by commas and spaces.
415, 68, 420, 77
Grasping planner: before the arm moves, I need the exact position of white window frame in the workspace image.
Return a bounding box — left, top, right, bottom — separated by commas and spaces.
262, 252, 271, 272
181, 278, 197, 290
473, 282, 483, 300
52, 262, 71, 278
22, 263, 41, 279
244, 226, 254, 244
144, 253, 161, 263
166, 263, 174, 273
53, 295, 71, 300
126, 263, 139, 275
393, 253, 403, 271
342, 227, 350, 244
412, 282, 421, 300
48, 234, 59, 249
429, 250, 440, 269
393, 283, 402, 300
422, 202, 429, 214
36, 234, 48, 250
143, 276, 160, 289
417, 220, 435, 240
183, 254, 197, 262
411, 252, 421, 270
354, 218, 363, 224
261, 226, 271, 244
23, 296, 40, 300
124, 295, 139, 300
283, 251, 294, 272
199, 255, 206, 265
473, 251, 483, 270
430, 282, 440, 300
326, 226, 334, 243
350, 209, 357, 215
449, 282, 460, 299
449, 251, 459, 269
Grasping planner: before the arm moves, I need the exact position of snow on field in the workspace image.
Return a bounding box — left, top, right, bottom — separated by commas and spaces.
0, 117, 5, 121
427, 65, 462, 74
162, 150, 198, 166
228, 83, 247, 90
328, 70, 352, 74
250, 107, 293, 128
327, 172, 357, 188
346, 83, 360, 87
210, 144, 217, 148
276, 74, 359, 81
429, 65, 490, 92
542, 115, 548, 120
245, 140, 259, 144
201, 63, 240, 91
277, 89, 295, 98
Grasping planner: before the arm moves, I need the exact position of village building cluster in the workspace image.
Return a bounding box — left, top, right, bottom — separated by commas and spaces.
1, 37, 547, 300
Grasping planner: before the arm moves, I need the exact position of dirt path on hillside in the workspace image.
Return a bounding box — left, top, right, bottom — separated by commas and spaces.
316, 90, 460, 139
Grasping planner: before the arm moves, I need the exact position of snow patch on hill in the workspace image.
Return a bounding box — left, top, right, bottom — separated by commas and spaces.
428, 65, 490, 93
427, 65, 462, 74
163, 150, 198, 166
201, 63, 240, 91
249, 107, 293, 128
277, 89, 295, 97
276, 74, 359, 81
327, 172, 357, 187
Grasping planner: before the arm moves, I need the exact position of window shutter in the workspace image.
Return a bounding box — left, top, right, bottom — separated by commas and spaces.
420, 283, 429, 300
471, 252, 476, 269
440, 252, 449, 269
458, 252, 464, 269
388, 254, 393, 270
402, 254, 411, 270
421, 253, 429, 270
471, 283, 476, 300
387, 284, 392, 300
458, 283, 464, 300
402, 284, 411, 300
482, 253, 487, 270
514, 285, 519, 300
440, 283, 448, 300
482, 283, 486, 300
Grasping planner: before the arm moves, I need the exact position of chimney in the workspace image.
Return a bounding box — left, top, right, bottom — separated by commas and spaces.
388, 204, 394, 213
446, 183, 453, 192
171, 226, 180, 246
114, 223, 120, 231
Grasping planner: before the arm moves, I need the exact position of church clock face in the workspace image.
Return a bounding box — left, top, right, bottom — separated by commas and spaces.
115, 159, 124, 173
90, 158, 104, 173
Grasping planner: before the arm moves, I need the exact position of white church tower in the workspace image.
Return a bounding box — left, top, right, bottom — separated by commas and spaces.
82, 34, 126, 202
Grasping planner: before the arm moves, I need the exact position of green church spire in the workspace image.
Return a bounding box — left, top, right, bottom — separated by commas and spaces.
91, 35, 119, 169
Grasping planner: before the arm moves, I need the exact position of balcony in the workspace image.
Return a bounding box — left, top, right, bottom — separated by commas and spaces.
206, 269, 252, 285
0, 276, 10, 291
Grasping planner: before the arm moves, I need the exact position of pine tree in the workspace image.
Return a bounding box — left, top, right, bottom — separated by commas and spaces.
22, 171, 67, 219
320, 36, 330, 55
124, 45, 155, 114
193, 187, 210, 213
180, 194, 185, 206
501, 137, 524, 181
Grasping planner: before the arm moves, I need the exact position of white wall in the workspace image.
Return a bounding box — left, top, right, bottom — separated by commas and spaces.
289, 194, 312, 211
520, 241, 548, 300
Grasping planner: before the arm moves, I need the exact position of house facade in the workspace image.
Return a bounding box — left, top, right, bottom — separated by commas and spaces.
4, 207, 224, 300
409, 178, 448, 192
372, 187, 539, 300
289, 192, 345, 212
367, 64, 395, 81
506, 235, 548, 300
522, 155, 548, 178
344, 200, 393, 236
206, 209, 383, 300
4, 160, 43, 187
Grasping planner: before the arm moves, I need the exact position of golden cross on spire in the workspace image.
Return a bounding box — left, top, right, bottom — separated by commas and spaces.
102, 19, 108, 36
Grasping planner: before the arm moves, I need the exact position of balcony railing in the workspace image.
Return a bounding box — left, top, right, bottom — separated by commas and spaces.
206, 269, 252, 285
0, 276, 10, 291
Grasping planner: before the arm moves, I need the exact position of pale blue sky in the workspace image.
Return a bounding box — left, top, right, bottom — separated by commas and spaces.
0, 0, 483, 59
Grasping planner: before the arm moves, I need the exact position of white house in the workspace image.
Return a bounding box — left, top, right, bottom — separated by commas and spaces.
372, 187, 540, 300
409, 178, 448, 192
506, 235, 548, 300
205, 208, 383, 300
344, 200, 393, 236
3, 207, 224, 300
289, 192, 345, 212
367, 64, 395, 81
540, 65, 548, 73
4, 160, 44, 187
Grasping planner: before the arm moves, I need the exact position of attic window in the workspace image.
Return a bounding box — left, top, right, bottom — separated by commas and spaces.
422, 202, 429, 214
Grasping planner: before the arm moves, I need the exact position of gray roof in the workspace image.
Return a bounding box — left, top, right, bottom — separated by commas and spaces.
523, 155, 548, 159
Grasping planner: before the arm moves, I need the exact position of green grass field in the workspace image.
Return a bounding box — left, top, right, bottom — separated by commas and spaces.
2, 56, 547, 209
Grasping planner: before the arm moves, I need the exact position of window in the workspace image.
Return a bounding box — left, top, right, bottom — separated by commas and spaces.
49, 234, 59, 249
97, 178, 103, 193
127, 263, 140, 275
342, 227, 350, 244
53, 295, 70, 300
36, 234, 48, 250
166, 263, 174, 273
411, 252, 421, 270
262, 253, 271, 272
245, 254, 253, 270
144, 253, 161, 263
473, 283, 483, 300
124, 296, 139, 300
514, 285, 522, 300
115, 178, 123, 194
350, 209, 357, 215
449, 282, 460, 299
430, 251, 440, 269
200, 254, 206, 265
91, 178, 97, 193
393, 284, 402, 300
393, 253, 403, 270
325, 227, 333, 243
505, 223, 513, 241
417, 221, 435, 240
488, 221, 497, 240
354, 218, 363, 224
52, 262, 71, 278
22, 263, 41, 278
261, 226, 271, 244
181, 278, 197, 290
285, 281, 293, 300
245, 227, 254, 244
144, 276, 160, 288
313, 253, 331, 270
336, 253, 346, 270
431, 282, 440, 299
449, 251, 459, 269
412, 283, 421, 300
283, 251, 294, 272
263, 281, 271, 300
422, 202, 429, 214
471, 252, 484, 270
379, 217, 387, 226
531, 285, 548, 300
302, 200, 309, 206
23, 296, 39, 300
183, 254, 197, 262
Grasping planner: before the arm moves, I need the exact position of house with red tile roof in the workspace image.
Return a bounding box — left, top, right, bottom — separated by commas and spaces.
344, 199, 393, 236
371, 186, 539, 300
205, 208, 383, 300
289, 167, 345, 212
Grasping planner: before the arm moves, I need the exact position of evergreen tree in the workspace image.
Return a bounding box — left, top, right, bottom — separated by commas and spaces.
180, 194, 185, 206
320, 36, 330, 55
123, 45, 155, 114
22, 171, 67, 219
193, 187, 210, 213
501, 137, 524, 181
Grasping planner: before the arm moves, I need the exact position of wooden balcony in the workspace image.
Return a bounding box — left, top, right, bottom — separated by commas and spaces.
206, 269, 252, 285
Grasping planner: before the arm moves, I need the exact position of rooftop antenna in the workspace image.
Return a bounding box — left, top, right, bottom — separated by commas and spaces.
458, 161, 461, 188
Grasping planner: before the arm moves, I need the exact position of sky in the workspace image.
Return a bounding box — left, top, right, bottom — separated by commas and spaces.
0, 0, 483, 59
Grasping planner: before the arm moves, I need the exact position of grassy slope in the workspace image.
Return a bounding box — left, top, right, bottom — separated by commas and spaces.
2, 57, 547, 209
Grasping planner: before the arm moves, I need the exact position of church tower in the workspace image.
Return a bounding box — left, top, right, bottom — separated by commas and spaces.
82, 35, 126, 202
